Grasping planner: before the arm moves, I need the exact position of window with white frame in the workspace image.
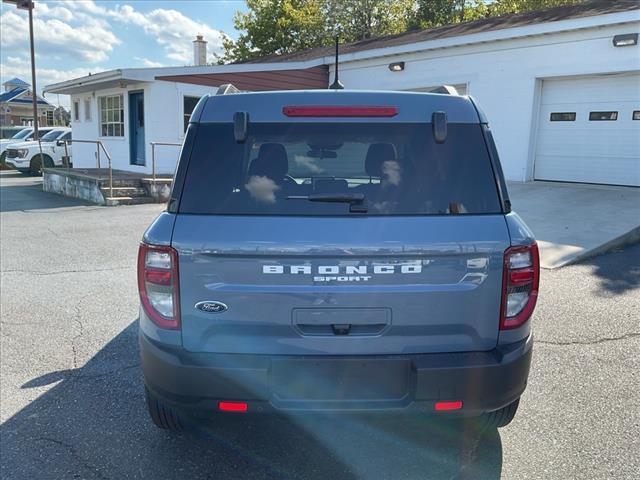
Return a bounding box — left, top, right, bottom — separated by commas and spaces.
73, 99, 80, 122
99, 94, 124, 137
84, 98, 91, 121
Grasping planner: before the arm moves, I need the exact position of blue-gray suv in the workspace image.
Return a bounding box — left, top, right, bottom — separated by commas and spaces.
138, 90, 539, 431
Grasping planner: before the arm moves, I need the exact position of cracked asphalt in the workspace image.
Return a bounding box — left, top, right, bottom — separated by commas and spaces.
1, 171, 639, 480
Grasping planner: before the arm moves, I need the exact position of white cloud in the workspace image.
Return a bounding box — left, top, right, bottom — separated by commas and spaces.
133, 57, 166, 68
110, 5, 224, 64
0, 8, 119, 63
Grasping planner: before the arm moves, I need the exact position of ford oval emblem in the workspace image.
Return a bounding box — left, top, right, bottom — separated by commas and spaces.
195, 301, 228, 314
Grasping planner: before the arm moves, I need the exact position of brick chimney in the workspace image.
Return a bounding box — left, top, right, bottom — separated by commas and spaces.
193, 35, 207, 66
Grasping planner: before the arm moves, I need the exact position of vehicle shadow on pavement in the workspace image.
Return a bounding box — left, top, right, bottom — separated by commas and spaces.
2, 322, 502, 480
581, 242, 640, 295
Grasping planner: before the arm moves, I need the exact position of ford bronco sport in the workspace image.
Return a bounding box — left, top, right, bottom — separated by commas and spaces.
138, 90, 538, 431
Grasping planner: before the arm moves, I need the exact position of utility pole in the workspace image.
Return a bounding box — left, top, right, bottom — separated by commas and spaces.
3, 0, 44, 170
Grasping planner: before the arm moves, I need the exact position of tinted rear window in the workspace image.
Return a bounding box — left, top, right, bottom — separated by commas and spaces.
179, 123, 501, 215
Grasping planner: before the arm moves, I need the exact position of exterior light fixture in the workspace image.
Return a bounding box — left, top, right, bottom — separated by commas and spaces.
612, 33, 638, 47
388, 61, 405, 72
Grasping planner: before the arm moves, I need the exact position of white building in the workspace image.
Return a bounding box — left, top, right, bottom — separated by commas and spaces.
44, 1, 640, 186
43, 43, 327, 175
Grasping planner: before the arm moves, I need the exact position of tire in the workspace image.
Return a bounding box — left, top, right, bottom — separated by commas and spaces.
478, 398, 520, 429
29, 154, 53, 176
145, 387, 184, 431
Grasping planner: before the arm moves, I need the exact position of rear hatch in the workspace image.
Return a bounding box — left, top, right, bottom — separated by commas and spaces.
172, 108, 508, 355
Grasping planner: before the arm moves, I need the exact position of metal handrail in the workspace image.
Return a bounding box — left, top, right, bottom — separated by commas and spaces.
59, 139, 114, 198
150, 142, 181, 182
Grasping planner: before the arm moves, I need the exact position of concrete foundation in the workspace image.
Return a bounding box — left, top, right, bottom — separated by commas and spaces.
42, 168, 173, 206
43, 168, 105, 204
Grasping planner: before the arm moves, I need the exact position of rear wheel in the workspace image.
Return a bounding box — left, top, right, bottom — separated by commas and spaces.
478, 398, 520, 429
145, 387, 184, 431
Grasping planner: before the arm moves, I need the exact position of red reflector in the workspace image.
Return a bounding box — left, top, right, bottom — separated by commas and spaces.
283, 106, 398, 117
218, 401, 248, 412
509, 268, 534, 285
145, 269, 172, 285
434, 400, 463, 411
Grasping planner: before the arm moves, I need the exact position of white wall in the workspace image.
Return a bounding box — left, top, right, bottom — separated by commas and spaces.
144, 81, 216, 175
331, 23, 640, 182
70, 81, 216, 174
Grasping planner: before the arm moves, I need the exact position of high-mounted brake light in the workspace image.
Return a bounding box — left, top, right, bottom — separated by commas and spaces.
500, 243, 539, 330
282, 106, 398, 117
137, 243, 180, 330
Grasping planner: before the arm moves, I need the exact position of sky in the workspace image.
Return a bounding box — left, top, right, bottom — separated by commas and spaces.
0, 0, 248, 107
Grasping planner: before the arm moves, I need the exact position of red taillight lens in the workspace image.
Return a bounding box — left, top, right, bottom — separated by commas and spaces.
218, 401, 248, 412
500, 243, 539, 330
282, 106, 398, 117
435, 400, 463, 411
137, 243, 180, 330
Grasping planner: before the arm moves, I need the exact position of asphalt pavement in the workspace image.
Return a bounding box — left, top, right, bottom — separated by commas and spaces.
1, 170, 638, 480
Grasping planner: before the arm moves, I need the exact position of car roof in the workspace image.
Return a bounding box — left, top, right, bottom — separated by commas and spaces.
196, 90, 482, 124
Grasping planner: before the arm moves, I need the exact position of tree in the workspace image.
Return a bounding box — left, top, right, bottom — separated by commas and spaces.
220, 0, 411, 63
220, 0, 587, 63
408, 0, 466, 29
219, 0, 327, 63
326, 0, 411, 41
484, 0, 585, 16
409, 0, 584, 28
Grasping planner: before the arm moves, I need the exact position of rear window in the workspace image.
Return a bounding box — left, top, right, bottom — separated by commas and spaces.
178, 123, 501, 216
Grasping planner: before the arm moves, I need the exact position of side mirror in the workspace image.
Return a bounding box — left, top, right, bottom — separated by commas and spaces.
56, 140, 64, 146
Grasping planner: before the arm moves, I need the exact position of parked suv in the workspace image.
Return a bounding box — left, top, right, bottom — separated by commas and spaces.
138, 90, 538, 431
0, 126, 56, 164
5, 128, 72, 174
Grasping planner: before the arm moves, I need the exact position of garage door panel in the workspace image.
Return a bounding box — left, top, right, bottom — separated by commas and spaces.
534, 74, 640, 187
537, 129, 640, 157
539, 75, 640, 105
535, 154, 639, 187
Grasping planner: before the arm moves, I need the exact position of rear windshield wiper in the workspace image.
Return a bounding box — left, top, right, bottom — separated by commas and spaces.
287, 193, 368, 213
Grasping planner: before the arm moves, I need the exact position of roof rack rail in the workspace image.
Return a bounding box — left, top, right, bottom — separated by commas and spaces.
216, 83, 241, 95
429, 85, 460, 95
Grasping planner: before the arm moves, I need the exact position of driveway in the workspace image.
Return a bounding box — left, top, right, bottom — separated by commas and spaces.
1, 171, 639, 479
508, 181, 640, 269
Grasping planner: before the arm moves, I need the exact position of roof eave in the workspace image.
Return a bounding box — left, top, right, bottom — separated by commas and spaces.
43, 60, 326, 95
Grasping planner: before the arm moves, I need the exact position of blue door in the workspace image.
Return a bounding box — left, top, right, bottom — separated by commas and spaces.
129, 91, 145, 166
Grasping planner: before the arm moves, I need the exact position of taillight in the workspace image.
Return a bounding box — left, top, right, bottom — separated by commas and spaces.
137, 243, 180, 330
500, 243, 539, 330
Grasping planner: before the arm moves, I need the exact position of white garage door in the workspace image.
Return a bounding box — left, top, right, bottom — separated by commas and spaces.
534, 74, 640, 187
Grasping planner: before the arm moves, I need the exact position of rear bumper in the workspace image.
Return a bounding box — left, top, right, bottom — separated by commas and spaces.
140, 332, 532, 416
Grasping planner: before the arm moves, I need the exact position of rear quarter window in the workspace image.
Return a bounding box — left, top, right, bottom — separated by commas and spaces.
178, 122, 502, 216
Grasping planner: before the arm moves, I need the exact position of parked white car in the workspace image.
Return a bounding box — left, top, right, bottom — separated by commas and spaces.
0, 127, 58, 164
5, 128, 72, 175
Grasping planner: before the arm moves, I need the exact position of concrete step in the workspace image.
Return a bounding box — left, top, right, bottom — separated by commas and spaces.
100, 186, 147, 197
104, 196, 159, 206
